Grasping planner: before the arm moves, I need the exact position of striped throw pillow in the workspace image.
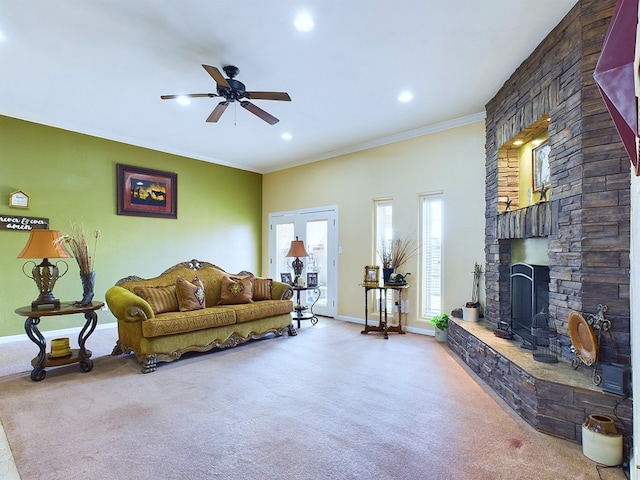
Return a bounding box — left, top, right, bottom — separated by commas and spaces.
252, 278, 273, 301
133, 285, 178, 314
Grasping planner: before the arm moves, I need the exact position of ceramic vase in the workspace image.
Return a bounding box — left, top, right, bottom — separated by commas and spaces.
79, 270, 96, 305
581, 414, 623, 466
383, 268, 394, 284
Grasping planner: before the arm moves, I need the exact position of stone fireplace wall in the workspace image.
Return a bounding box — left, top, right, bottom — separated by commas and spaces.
484, 0, 631, 364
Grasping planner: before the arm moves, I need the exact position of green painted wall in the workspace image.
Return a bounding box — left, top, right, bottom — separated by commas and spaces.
0, 115, 262, 337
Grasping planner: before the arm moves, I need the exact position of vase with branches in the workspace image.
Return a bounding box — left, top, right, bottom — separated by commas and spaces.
56, 222, 101, 305
377, 236, 417, 283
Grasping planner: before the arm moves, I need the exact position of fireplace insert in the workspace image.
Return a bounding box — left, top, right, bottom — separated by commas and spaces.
510, 263, 550, 348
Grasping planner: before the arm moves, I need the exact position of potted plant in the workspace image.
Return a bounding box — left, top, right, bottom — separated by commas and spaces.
429, 313, 449, 342
463, 263, 482, 322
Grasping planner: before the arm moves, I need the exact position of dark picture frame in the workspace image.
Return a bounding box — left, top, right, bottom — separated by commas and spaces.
532, 141, 551, 192
307, 272, 318, 288
117, 164, 177, 218
280, 273, 293, 285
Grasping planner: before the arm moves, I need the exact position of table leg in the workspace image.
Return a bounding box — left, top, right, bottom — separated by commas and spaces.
78, 311, 97, 372
24, 316, 46, 381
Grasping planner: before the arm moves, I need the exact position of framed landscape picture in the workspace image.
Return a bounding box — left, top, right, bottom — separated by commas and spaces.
117, 164, 177, 218
532, 142, 551, 192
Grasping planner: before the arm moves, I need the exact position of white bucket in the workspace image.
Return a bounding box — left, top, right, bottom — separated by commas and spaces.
462, 307, 479, 322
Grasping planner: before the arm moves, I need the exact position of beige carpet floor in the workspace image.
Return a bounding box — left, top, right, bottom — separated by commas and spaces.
0, 319, 628, 480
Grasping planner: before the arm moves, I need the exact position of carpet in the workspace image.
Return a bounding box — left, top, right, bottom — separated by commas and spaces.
0, 319, 626, 480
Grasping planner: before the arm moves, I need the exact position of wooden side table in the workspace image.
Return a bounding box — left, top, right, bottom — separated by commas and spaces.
360, 284, 408, 339
15, 301, 103, 381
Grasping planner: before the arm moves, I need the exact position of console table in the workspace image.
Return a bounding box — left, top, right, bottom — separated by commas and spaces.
15, 301, 103, 381
292, 286, 321, 328
360, 284, 408, 339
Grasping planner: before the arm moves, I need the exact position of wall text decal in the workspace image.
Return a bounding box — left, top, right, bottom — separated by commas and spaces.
0, 215, 49, 231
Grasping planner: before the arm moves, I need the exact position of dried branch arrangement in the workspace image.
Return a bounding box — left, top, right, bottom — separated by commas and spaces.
378, 236, 418, 270
55, 222, 101, 275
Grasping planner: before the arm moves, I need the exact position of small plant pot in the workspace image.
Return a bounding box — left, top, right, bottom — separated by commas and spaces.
462, 307, 479, 322
434, 327, 448, 342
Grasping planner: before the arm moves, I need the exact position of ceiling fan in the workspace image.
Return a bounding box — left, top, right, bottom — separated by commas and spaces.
161, 64, 291, 125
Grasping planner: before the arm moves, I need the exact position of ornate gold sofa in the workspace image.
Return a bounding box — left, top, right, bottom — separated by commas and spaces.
105, 259, 295, 373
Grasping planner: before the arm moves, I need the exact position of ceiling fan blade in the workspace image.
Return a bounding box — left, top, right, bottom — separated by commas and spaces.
206, 101, 229, 122
202, 64, 231, 89
245, 91, 291, 101
161, 93, 218, 100
240, 101, 279, 125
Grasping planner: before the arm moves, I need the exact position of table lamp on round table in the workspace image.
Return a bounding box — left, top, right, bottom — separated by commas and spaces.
286, 236, 309, 287
17, 229, 72, 309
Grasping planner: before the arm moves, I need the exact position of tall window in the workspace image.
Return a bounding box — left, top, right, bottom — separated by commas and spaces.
374, 199, 394, 313
374, 199, 393, 268
421, 194, 443, 318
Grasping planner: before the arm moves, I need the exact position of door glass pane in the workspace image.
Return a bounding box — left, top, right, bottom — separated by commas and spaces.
306, 220, 328, 307
276, 223, 295, 280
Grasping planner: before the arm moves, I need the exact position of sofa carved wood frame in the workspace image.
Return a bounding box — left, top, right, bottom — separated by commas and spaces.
110, 259, 296, 373
112, 326, 294, 374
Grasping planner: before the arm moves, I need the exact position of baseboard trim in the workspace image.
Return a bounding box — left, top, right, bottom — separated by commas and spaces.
0, 322, 116, 345
333, 315, 434, 336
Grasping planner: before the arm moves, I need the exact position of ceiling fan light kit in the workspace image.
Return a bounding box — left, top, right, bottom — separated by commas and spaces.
161, 64, 291, 125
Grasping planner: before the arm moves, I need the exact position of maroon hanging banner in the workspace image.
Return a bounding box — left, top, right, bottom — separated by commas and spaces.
593, 0, 639, 174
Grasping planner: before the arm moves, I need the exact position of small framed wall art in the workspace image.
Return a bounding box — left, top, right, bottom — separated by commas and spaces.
9, 190, 30, 209
117, 164, 177, 219
307, 272, 318, 288
532, 141, 551, 192
363, 265, 380, 285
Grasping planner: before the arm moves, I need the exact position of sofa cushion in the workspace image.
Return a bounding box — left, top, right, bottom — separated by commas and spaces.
218, 275, 253, 305
141, 307, 237, 337
252, 278, 273, 301
133, 285, 178, 314
176, 276, 206, 312
233, 300, 294, 323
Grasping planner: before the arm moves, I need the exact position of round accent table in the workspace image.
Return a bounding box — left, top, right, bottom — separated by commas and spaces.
15, 301, 103, 381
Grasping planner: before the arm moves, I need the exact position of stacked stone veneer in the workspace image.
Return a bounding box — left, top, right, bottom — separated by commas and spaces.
448, 321, 632, 446
484, 0, 630, 365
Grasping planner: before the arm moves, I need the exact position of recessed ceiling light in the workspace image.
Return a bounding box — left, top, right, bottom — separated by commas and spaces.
176, 96, 191, 105
398, 91, 413, 102
513, 140, 524, 146
294, 12, 314, 32
532, 139, 543, 146
281, 132, 292, 141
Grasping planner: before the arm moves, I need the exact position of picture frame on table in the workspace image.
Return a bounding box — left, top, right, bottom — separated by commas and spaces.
280, 273, 293, 285
117, 164, 177, 219
307, 272, 318, 288
363, 265, 380, 285
532, 141, 551, 192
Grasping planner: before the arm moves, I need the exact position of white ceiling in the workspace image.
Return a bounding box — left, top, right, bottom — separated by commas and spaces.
0, 0, 578, 173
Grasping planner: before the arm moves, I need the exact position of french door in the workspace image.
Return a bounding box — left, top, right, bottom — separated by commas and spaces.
268, 206, 338, 318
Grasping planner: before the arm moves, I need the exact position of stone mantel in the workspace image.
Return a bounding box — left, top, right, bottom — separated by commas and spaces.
496, 202, 552, 240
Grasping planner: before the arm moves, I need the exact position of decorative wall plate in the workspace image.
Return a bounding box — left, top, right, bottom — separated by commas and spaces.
568, 311, 598, 366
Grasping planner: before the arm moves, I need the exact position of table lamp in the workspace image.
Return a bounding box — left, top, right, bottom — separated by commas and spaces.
286, 237, 309, 286
17, 229, 72, 309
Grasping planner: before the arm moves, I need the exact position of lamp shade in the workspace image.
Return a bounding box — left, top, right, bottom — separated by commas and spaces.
286, 238, 309, 258
17, 230, 71, 259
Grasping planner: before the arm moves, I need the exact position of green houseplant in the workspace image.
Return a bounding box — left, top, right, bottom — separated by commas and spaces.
429, 313, 449, 342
